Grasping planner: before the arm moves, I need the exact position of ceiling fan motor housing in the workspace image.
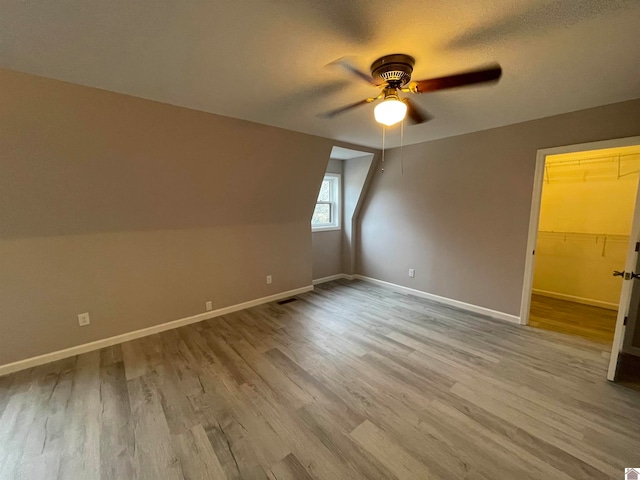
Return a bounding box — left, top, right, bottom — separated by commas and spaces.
371, 54, 415, 87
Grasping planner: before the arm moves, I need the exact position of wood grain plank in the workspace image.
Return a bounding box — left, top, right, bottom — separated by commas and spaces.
56, 352, 102, 480
100, 353, 135, 480
350, 420, 433, 480
173, 424, 228, 480
128, 374, 184, 480
1, 280, 639, 479
267, 452, 314, 480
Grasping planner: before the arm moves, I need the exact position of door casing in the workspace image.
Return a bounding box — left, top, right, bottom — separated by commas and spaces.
519, 136, 640, 381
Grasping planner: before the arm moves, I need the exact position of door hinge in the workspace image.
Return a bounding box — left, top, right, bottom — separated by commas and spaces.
624, 316, 628, 326
635, 242, 639, 252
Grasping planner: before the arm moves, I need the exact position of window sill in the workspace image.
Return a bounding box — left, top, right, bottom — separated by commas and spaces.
312, 226, 341, 233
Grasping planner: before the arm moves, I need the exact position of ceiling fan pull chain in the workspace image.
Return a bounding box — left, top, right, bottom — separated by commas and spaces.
381, 125, 386, 173
401, 119, 405, 176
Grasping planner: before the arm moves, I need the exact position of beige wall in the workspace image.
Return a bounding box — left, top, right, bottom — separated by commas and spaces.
538, 182, 638, 235
312, 159, 344, 280
311, 230, 343, 280
0, 68, 339, 365
358, 99, 640, 316
342, 154, 375, 275
533, 233, 628, 307
5, 66, 640, 365
312, 155, 376, 280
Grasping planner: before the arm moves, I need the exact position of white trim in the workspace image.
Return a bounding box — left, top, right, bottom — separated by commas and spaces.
312, 226, 341, 232
312, 173, 342, 232
521, 136, 640, 326
520, 147, 548, 325
312, 273, 355, 285
0, 285, 313, 378
517, 136, 640, 381
354, 275, 520, 324
531, 289, 618, 310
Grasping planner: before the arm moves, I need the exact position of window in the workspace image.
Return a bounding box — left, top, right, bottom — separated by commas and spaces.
312, 173, 341, 231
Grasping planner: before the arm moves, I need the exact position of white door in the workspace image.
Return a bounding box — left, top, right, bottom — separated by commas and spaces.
608, 182, 640, 380
622, 253, 640, 354
522, 137, 640, 381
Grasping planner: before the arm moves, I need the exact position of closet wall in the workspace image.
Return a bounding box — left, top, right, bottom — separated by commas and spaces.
533, 148, 640, 308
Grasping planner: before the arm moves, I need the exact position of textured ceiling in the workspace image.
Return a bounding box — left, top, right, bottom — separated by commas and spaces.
1, 0, 639, 148
330, 146, 373, 160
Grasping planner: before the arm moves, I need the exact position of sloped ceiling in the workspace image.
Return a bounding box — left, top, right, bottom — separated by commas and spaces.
1, 0, 639, 148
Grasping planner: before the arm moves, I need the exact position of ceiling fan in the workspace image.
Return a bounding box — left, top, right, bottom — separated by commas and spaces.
323, 54, 502, 127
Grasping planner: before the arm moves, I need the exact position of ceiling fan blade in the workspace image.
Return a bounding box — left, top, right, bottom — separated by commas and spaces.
319, 97, 377, 118
403, 98, 433, 125
410, 64, 502, 94
329, 58, 380, 86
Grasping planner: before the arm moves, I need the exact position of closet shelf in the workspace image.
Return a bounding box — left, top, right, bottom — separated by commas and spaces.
538, 231, 629, 242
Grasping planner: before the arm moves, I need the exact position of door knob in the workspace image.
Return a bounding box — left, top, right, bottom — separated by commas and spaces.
613, 270, 625, 277
632, 272, 640, 280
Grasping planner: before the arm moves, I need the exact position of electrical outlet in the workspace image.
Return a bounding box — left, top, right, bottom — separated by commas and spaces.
408, 269, 415, 278
78, 312, 91, 326
266, 275, 272, 284
205, 301, 213, 311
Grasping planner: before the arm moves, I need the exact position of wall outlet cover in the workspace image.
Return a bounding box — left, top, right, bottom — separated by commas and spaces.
78, 312, 91, 326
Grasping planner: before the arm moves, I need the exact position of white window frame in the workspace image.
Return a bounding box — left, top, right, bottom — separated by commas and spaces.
312, 173, 341, 232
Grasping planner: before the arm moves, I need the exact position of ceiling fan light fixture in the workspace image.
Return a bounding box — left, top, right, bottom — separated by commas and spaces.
374, 97, 407, 127
324, 54, 501, 128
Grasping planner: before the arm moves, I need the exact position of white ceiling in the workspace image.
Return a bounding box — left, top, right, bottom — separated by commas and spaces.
330, 146, 373, 160
1, 0, 639, 149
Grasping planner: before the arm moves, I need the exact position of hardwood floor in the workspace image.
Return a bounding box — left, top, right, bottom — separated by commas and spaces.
1, 280, 639, 479
529, 294, 617, 344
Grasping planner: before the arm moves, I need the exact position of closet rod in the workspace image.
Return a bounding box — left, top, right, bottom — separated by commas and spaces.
547, 152, 640, 167
538, 230, 629, 239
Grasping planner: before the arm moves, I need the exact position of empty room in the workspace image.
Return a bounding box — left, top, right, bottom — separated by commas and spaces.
1, 1, 640, 479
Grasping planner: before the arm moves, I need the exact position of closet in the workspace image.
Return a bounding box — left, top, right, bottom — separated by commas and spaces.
530, 147, 640, 342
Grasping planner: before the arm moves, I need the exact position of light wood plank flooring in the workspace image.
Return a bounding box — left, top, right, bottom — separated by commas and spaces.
529, 294, 617, 343
1, 280, 639, 479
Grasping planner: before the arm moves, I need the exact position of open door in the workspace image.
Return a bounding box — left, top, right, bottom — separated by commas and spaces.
623, 265, 640, 354
521, 137, 640, 381
608, 181, 640, 380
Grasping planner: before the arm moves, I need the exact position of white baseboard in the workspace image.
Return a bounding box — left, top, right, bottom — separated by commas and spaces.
532, 289, 618, 310
312, 273, 355, 285
353, 275, 521, 324
0, 285, 314, 378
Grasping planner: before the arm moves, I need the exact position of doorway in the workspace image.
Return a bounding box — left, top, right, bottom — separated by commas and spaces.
520, 137, 640, 381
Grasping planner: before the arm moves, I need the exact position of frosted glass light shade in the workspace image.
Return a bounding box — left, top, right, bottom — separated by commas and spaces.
374, 99, 407, 126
